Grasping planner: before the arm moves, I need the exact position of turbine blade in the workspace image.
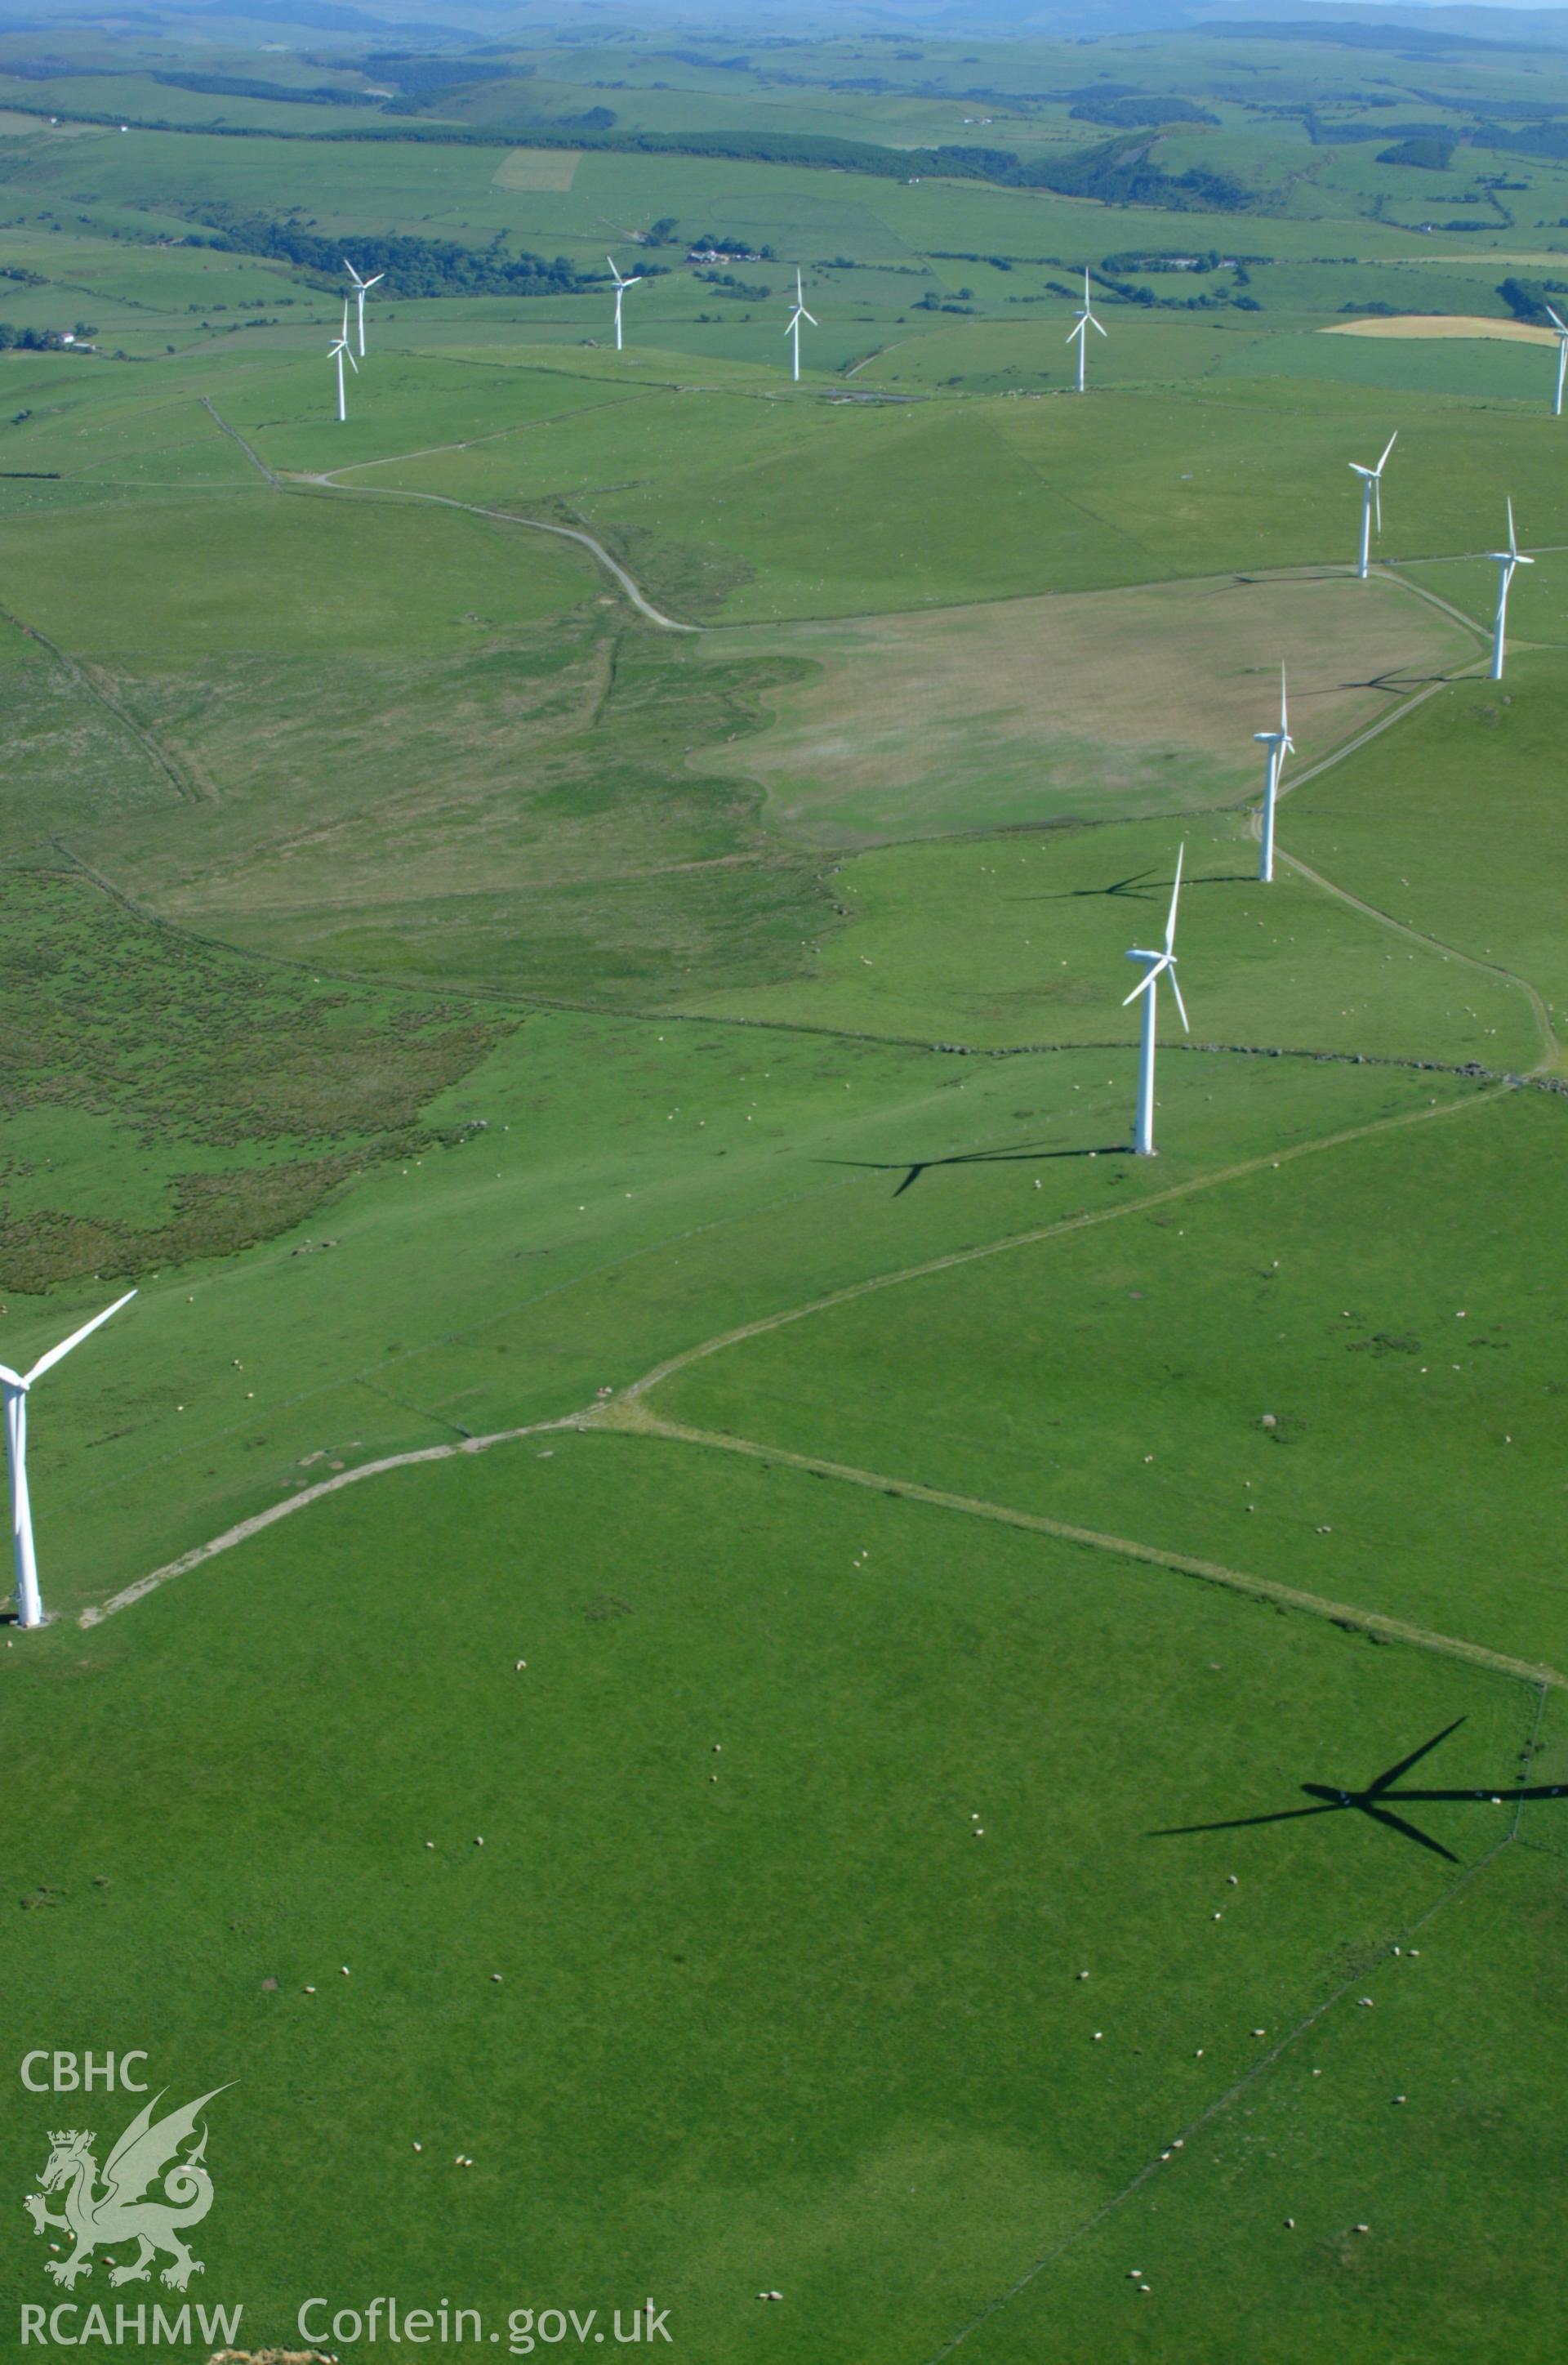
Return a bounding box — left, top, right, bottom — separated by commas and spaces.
1548, 305, 1567, 332
0, 1363, 22, 1389
1164, 841, 1185, 955
1368, 1717, 1466, 1796
24, 1289, 136, 1386
1508, 496, 1518, 557
1090, 314, 1107, 336
1348, 463, 1372, 480
1168, 965, 1190, 1034
802, 308, 818, 326
366, 274, 385, 290
1378, 430, 1397, 471
1374, 475, 1383, 536
1280, 661, 1289, 734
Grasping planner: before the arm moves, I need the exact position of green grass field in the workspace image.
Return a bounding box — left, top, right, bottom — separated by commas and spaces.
4, 1435, 1555, 2363
2, 16, 1567, 2361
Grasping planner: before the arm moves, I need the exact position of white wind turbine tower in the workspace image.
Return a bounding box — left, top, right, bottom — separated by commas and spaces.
2, 1290, 135, 1630
608, 255, 642, 352
1487, 497, 1532, 681
329, 300, 357, 422
1122, 846, 1189, 1158
1348, 431, 1396, 579
1547, 306, 1568, 417
785, 268, 817, 382
1066, 266, 1106, 394
342, 257, 384, 359
1254, 662, 1295, 885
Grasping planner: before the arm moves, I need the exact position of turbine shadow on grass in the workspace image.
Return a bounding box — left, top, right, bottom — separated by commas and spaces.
1150, 1718, 1568, 1864
1231, 569, 1348, 585
1337, 666, 1458, 695
1028, 867, 1254, 906
825, 1143, 1131, 1197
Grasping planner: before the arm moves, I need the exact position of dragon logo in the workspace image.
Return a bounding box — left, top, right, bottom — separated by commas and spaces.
24, 2086, 229, 2291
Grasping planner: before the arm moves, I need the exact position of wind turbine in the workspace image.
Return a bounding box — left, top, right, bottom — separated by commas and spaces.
1348, 431, 1396, 579
1487, 497, 1532, 681
1548, 306, 1568, 417
1121, 845, 1188, 1158
329, 301, 357, 423
785, 268, 817, 382
1066, 266, 1106, 394
342, 257, 384, 359
608, 255, 642, 352
2, 1291, 135, 1630
1254, 662, 1294, 886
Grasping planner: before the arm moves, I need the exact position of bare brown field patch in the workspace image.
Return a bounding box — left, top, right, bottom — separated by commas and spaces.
693, 573, 1476, 846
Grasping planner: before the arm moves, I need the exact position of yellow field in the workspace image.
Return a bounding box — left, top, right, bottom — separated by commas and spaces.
1324, 315, 1558, 346
696, 572, 1477, 845
491, 145, 581, 190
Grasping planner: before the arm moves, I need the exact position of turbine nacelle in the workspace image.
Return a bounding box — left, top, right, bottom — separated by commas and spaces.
331, 298, 358, 376
1123, 948, 1189, 1033
1487, 496, 1532, 571
1349, 431, 1396, 533
1067, 266, 1107, 344
786, 267, 818, 335
1120, 844, 1189, 1033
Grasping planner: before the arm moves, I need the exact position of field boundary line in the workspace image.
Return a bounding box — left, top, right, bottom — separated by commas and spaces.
312, 388, 641, 480
0, 600, 209, 805
693, 554, 1495, 639
588, 1403, 1567, 1691
283, 476, 701, 633
920, 1830, 1517, 2363
607, 1082, 1508, 1409
1278, 846, 1559, 1071
78, 1414, 579, 1627
200, 396, 281, 489
73, 1087, 1505, 1630
1235, 589, 1560, 1072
